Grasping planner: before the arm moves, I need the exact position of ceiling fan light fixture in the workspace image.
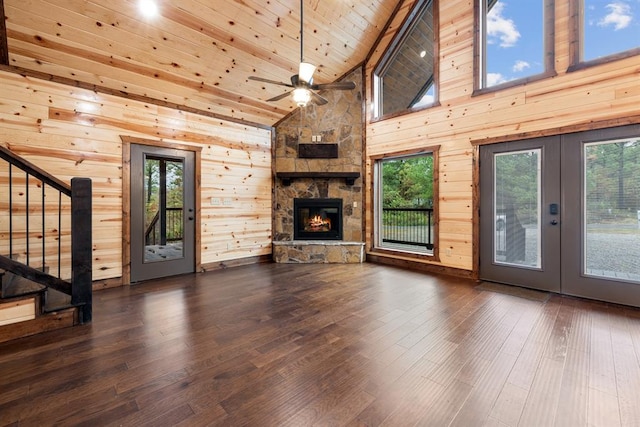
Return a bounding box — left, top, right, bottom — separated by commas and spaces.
138, 0, 158, 18
292, 88, 312, 107
298, 62, 316, 84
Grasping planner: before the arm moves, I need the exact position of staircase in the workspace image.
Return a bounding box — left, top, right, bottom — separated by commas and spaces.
0, 145, 92, 343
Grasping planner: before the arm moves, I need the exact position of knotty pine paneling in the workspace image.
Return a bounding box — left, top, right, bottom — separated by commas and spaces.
4, 0, 398, 124
0, 69, 272, 282
365, 0, 640, 272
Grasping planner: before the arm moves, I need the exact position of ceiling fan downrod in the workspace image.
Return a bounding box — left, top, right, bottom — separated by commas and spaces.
298, 0, 316, 84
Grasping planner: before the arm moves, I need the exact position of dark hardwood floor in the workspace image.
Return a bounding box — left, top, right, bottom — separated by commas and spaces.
1, 263, 640, 426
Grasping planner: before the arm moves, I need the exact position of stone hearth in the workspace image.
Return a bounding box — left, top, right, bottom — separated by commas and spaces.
273, 67, 364, 263
272, 241, 365, 263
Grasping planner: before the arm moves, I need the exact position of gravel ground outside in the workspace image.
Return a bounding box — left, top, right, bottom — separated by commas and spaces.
382, 224, 640, 282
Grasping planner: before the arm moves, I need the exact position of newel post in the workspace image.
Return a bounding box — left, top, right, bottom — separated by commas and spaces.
71, 178, 92, 323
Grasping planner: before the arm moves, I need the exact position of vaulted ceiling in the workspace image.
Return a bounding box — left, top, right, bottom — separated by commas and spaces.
1, 0, 400, 126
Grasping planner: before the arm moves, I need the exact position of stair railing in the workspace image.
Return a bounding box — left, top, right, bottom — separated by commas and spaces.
0, 145, 92, 323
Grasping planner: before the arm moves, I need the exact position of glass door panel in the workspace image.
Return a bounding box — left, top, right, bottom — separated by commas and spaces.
143, 156, 185, 263
494, 150, 541, 268
583, 139, 640, 283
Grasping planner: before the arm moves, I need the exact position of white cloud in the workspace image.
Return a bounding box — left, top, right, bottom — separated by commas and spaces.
598, 2, 633, 30
487, 73, 508, 87
512, 60, 531, 72
414, 94, 435, 109
486, 2, 521, 48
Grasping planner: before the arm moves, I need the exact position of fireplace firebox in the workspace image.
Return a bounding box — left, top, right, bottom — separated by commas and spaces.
294, 198, 343, 240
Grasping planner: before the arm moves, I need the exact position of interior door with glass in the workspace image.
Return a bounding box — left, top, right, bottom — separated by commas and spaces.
479, 137, 561, 292
561, 126, 640, 306
130, 144, 195, 282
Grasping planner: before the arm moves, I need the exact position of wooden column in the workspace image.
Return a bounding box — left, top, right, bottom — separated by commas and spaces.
0, 0, 8, 65
71, 177, 92, 323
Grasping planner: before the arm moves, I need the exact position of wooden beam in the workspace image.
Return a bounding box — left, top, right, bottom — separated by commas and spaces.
276, 171, 360, 186
0, 0, 8, 65
0, 64, 273, 131
470, 115, 640, 146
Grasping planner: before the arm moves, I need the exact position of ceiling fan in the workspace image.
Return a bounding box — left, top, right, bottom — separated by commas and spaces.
248, 0, 356, 107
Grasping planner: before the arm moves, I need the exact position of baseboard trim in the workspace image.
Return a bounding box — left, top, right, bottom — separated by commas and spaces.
366, 252, 475, 279
200, 254, 273, 272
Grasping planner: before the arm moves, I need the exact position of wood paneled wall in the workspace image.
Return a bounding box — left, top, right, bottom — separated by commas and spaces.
365, 0, 640, 272
0, 69, 272, 283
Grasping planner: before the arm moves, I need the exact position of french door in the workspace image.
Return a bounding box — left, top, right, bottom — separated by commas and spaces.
130, 144, 195, 282
480, 125, 640, 306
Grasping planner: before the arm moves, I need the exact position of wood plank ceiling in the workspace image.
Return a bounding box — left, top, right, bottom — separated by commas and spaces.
1, 0, 398, 126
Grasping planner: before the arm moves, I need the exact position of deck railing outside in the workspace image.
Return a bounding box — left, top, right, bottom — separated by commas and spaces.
144, 207, 183, 245
382, 207, 434, 250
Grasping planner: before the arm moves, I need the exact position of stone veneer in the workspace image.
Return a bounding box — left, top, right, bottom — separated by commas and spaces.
273, 67, 364, 263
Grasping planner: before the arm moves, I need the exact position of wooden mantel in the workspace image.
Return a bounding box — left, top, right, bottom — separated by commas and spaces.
276, 172, 360, 186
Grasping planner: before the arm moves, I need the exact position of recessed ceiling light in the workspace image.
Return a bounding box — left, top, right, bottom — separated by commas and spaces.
139, 0, 158, 18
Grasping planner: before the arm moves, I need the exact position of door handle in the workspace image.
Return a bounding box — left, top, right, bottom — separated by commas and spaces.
550, 219, 558, 225
188, 216, 194, 221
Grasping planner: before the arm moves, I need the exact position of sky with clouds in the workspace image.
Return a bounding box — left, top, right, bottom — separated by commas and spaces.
485, 1, 640, 87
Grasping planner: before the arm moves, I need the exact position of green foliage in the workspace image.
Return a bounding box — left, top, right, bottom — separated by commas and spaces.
382, 155, 434, 208
492, 139, 640, 226
495, 150, 540, 225
586, 139, 640, 222
144, 158, 185, 228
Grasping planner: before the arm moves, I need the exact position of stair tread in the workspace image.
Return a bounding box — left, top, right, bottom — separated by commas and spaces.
44, 288, 73, 313
2, 274, 47, 299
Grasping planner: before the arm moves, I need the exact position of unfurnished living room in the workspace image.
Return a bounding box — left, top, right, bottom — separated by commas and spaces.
1, 0, 639, 425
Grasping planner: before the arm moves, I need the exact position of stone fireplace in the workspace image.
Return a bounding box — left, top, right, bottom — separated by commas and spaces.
272, 67, 364, 263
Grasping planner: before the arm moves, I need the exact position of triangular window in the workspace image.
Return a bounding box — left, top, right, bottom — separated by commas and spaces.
373, 0, 438, 119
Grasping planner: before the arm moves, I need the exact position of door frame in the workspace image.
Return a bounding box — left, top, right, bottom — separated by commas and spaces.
121, 136, 201, 285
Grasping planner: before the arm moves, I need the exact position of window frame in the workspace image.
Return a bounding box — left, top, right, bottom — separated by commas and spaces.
474, 0, 556, 95
371, 145, 440, 261
567, 0, 640, 72
371, 0, 440, 122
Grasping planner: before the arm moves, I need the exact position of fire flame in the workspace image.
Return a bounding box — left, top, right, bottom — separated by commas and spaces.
307, 215, 331, 230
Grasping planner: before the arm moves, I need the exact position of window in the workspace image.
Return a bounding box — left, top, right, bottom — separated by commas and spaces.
373, 148, 439, 256
373, 0, 438, 119
477, 0, 554, 90
571, 0, 640, 66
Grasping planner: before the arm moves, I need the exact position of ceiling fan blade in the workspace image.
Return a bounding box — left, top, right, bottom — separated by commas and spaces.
310, 91, 328, 106
248, 76, 293, 88
266, 91, 293, 102
312, 81, 356, 91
